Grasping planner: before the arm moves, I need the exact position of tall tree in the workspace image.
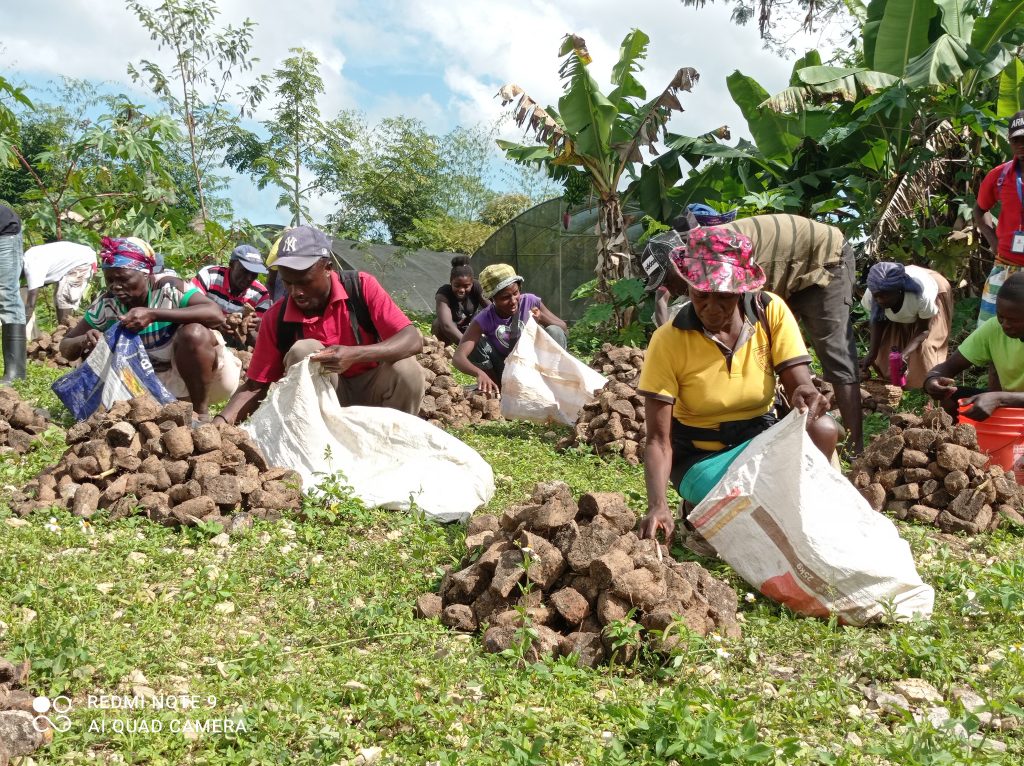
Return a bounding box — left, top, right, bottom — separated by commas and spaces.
0, 75, 33, 172
497, 30, 699, 296
330, 116, 444, 242
679, 0, 859, 51
224, 48, 357, 226
126, 0, 268, 226
6, 92, 181, 241
657, 0, 1024, 286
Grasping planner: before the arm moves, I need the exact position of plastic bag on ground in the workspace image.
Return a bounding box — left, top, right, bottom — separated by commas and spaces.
687, 410, 934, 625
245, 358, 494, 523
52, 325, 176, 420
500, 317, 607, 425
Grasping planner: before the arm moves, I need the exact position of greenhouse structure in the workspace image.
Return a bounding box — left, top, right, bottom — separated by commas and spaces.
471, 198, 646, 320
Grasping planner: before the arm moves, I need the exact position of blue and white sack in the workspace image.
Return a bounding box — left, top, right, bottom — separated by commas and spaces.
52, 326, 176, 420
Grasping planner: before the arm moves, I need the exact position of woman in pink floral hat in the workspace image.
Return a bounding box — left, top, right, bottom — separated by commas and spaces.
636, 226, 839, 551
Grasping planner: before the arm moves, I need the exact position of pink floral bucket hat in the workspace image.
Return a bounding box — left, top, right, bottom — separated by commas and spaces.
679, 226, 765, 293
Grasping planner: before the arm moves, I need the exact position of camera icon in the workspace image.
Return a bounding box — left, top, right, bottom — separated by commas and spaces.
31, 695, 73, 733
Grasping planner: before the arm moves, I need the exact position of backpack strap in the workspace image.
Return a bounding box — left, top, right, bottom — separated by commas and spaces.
276, 297, 303, 357
340, 270, 381, 346
753, 291, 773, 365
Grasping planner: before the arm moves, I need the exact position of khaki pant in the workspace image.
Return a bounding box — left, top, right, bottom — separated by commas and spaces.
158, 330, 242, 405
284, 339, 425, 415
55, 263, 95, 310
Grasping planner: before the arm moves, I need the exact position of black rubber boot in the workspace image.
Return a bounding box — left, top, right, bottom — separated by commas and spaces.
0, 323, 27, 384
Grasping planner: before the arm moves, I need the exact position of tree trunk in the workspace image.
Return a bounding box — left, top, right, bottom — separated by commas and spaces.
594, 192, 633, 327
177, 53, 207, 230
13, 146, 63, 239
294, 143, 302, 226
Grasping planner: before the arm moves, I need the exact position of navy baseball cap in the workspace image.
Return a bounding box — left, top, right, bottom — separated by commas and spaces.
271, 226, 333, 271
1010, 110, 1024, 139
230, 244, 268, 274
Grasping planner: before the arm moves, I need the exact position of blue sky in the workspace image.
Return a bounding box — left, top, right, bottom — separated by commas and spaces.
2, 0, 839, 224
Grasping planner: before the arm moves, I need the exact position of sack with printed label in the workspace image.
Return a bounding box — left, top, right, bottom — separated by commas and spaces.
688, 410, 934, 625
500, 317, 607, 425
52, 325, 176, 420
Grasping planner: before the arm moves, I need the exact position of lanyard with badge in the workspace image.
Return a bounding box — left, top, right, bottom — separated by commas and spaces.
1014, 160, 1024, 254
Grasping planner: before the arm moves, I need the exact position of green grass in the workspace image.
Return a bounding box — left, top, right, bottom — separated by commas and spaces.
2, 361, 1024, 764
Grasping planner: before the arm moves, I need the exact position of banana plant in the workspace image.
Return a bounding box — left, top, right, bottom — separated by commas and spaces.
649, 0, 1024, 286
496, 30, 699, 297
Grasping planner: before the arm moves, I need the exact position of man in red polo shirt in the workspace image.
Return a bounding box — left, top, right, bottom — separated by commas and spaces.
974, 110, 1024, 327
215, 225, 425, 424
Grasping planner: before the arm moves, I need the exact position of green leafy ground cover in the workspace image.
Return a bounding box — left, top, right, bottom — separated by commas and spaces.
3, 352, 1024, 765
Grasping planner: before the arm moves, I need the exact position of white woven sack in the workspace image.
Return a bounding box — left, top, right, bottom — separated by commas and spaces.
688, 410, 934, 625
245, 358, 494, 523
500, 317, 607, 425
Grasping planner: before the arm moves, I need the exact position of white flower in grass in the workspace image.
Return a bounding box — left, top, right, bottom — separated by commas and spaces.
79, 519, 94, 535
965, 590, 977, 601
519, 546, 541, 564
715, 647, 731, 659
744, 592, 757, 603
709, 633, 722, 643
44, 517, 61, 534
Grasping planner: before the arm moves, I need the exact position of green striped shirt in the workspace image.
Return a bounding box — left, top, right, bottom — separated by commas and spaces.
84, 283, 199, 364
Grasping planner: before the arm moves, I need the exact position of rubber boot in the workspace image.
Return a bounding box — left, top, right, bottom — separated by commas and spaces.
0, 323, 27, 385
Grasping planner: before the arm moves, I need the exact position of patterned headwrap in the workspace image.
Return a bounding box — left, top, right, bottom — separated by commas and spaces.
100, 236, 156, 273
866, 262, 922, 321
687, 203, 738, 226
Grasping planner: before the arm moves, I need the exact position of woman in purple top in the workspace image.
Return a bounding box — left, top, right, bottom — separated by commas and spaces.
454, 263, 568, 394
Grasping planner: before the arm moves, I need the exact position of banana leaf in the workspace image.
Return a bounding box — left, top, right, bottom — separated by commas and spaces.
873, 0, 939, 75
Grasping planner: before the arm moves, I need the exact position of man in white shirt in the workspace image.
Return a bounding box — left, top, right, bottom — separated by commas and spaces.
22, 241, 97, 325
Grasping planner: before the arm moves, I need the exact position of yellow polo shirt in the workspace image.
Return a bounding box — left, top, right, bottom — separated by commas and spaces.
638, 292, 811, 449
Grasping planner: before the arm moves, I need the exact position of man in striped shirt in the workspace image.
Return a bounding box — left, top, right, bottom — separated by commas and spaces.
191, 244, 273, 347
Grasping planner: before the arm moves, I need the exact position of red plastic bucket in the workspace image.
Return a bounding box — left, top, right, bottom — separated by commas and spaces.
959, 404, 1024, 485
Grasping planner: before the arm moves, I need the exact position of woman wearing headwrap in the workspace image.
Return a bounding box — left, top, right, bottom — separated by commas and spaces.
859, 262, 952, 388
60, 237, 241, 421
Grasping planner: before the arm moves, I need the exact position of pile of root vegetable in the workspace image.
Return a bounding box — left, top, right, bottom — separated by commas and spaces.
589, 343, 645, 386
0, 388, 52, 455
860, 379, 904, 415
558, 345, 646, 464
25, 321, 78, 368
415, 481, 741, 667
851, 410, 1024, 534
417, 336, 502, 428
222, 305, 256, 347
8, 398, 302, 529
558, 381, 646, 465
220, 309, 258, 376
1, 657, 49, 766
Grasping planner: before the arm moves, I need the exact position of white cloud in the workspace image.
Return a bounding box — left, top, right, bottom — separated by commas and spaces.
4, 0, 835, 223
3, 0, 362, 116
397, 0, 802, 146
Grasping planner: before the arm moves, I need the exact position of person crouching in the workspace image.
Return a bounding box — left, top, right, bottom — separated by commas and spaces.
60, 236, 241, 421
453, 264, 567, 394
214, 225, 425, 425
